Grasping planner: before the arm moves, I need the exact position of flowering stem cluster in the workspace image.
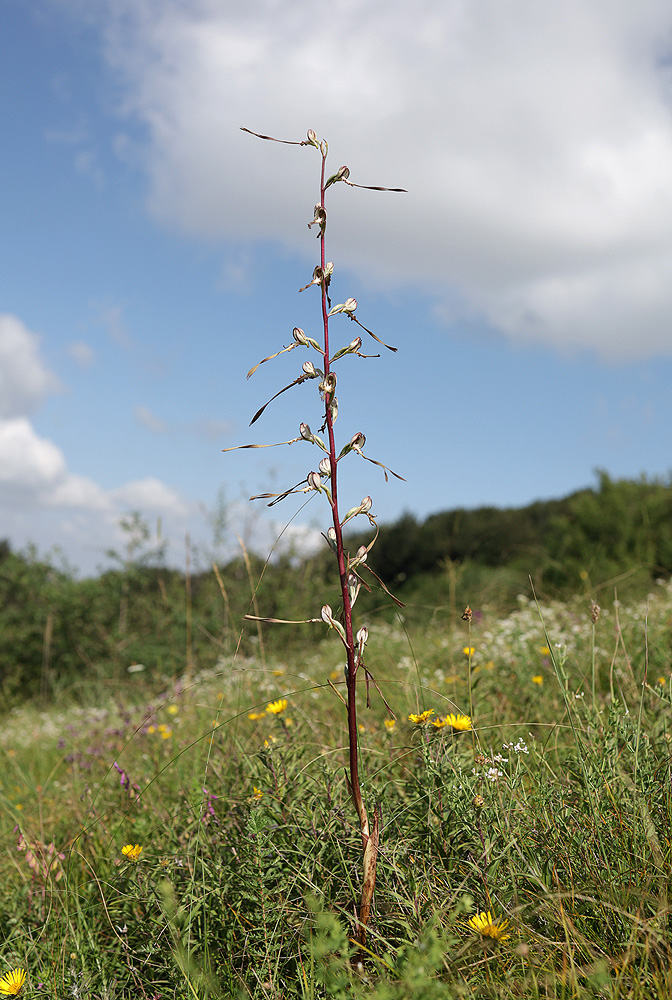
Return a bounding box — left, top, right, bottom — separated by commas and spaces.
231, 127, 405, 944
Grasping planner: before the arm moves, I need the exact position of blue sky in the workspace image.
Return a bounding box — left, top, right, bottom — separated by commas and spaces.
2, 0, 672, 576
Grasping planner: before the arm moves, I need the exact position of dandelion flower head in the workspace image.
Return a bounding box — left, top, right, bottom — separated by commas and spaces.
266, 698, 288, 715
384, 719, 396, 731
122, 844, 143, 861
0, 968, 26, 997
467, 911, 510, 942
463, 646, 475, 656
445, 713, 472, 731
408, 709, 434, 725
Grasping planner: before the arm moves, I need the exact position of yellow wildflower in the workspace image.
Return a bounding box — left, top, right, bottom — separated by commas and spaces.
384, 719, 396, 731
266, 698, 288, 715
248, 711, 267, 721
445, 713, 472, 731
0, 968, 26, 996
430, 716, 448, 729
539, 646, 550, 656
121, 844, 143, 862
252, 787, 263, 800
467, 910, 510, 942
167, 704, 179, 715
532, 675, 543, 685
408, 709, 435, 724
463, 646, 475, 656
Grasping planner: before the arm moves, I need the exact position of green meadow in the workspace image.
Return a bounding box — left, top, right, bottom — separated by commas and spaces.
2, 522, 672, 998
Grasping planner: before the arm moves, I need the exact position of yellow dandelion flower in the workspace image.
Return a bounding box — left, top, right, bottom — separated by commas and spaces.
408, 709, 435, 724
160, 728, 172, 739
467, 910, 510, 942
248, 711, 267, 721
384, 719, 396, 731
252, 787, 263, 800
445, 713, 472, 731
430, 716, 448, 728
539, 645, 550, 656
532, 675, 543, 685
121, 844, 143, 862
146, 725, 156, 734
463, 646, 475, 656
0, 968, 26, 996
167, 704, 179, 715
266, 698, 288, 715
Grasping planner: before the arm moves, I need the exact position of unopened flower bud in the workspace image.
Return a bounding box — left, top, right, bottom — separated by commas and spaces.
337, 165, 350, 181
356, 545, 368, 563
307, 129, 317, 143
350, 432, 366, 453
307, 471, 322, 491
300, 423, 313, 441
324, 261, 334, 276
326, 527, 337, 550
321, 605, 333, 625
349, 336, 362, 352
293, 327, 309, 345
319, 456, 331, 477
356, 626, 368, 646
347, 573, 361, 606
303, 361, 319, 377
360, 496, 372, 512
343, 297, 357, 314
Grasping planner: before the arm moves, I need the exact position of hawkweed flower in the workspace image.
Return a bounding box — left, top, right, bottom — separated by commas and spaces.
532, 675, 543, 685
121, 844, 143, 862
468, 911, 510, 942
0, 968, 26, 996
463, 646, 475, 656
408, 709, 434, 724
266, 698, 288, 715
445, 713, 472, 731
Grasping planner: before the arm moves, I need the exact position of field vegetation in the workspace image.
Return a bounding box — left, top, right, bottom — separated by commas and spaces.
2, 490, 672, 997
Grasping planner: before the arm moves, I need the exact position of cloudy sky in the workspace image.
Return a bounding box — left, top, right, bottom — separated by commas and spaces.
2, 0, 672, 575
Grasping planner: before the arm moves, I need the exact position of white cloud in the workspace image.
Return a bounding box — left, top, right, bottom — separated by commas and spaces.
134, 404, 167, 432
0, 315, 61, 418
67, 340, 95, 367
86, 0, 672, 359
0, 418, 66, 492
110, 477, 190, 517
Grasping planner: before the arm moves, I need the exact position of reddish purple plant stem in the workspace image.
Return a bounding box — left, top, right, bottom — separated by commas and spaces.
318, 148, 369, 850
